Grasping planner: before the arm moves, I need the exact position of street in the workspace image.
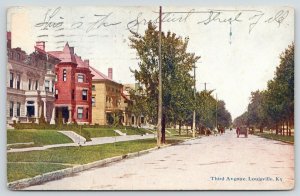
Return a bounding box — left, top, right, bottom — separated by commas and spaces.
26, 130, 294, 190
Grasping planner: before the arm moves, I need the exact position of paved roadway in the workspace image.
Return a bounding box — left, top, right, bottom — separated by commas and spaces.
26, 130, 294, 190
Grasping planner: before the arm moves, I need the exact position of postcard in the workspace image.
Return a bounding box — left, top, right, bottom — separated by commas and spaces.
6, 6, 294, 190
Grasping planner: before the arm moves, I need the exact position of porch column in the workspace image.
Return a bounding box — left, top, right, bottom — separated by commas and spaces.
24, 103, 29, 122
43, 99, 47, 119
35, 101, 39, 123
50, 106, 56, 124
68, 107, 72, 123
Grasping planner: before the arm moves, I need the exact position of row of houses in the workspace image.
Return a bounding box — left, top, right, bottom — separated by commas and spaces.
6, 32, 144, 126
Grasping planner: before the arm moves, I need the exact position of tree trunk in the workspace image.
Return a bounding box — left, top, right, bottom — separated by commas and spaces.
287, 120, 290, 136
179, 121, 182, 136
282, 122, 285, 136
275, 123, 278, 135
161, 113, 166, 144
186, 125, 188, 136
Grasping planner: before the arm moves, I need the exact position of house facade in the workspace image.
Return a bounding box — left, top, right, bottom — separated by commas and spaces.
90, 67, 125, 125
6, 32, 59, 124
49, 43, 93, 124
122, 83, 146, 126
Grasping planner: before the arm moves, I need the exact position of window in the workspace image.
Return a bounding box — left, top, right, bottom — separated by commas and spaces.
82, 90, 87, 100
52, 80, 55, 92
63, 69, 67, 81
47, 64, 52, 70
77, 107, 83, 119
16, 74, 20, 89
16, 53, 20, 61
17, 102, 21, 117
9, 101, 14, 117
9, 73, 14, 88
92, 85, 95, 91
28, 79, 32, 90
92, 97, 95, 107
71, 89, 75, 100
45, 80, 50, 92
55, 73, 58, 82
78, 74, 84, 83
55, 89, 58, 99
35, 80, 39, 90
86, 108, 89, 119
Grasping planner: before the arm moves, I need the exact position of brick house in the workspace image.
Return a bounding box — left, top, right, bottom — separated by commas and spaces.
48, 43, 93, 124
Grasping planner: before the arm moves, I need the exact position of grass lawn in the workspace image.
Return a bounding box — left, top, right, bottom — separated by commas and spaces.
7, 162, 70, 183
166, 128, 179, 136
83, 128, 120, 137
122, 127, 153, 135
7, 137, 188, 182
7, 129, 73, 147
254, 132, 294, 144
83, 127, 153, 137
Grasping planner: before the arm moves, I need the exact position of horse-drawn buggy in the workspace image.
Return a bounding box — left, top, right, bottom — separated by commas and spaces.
236, 126, 248, 138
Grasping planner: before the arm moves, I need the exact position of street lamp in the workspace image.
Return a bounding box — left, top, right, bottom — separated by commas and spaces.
215, 93, 218, 130
157, 6, 162, 146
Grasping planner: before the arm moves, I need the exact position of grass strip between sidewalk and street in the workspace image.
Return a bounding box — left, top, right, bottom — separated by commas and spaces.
253, 132, 294, 144
7, 137, 188, 182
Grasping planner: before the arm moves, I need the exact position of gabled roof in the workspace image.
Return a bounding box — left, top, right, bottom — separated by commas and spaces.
89, 66, 114, 81
74, 55, 89, 68
48, 42, 77, 64
34, 46, 59, 59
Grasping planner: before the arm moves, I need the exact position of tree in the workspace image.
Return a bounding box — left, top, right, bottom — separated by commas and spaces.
247, 90, 268, 132
234, 43, 294, 135
216, 100, 232, 129
195, 90, 216, 130
129, 22, 200, 143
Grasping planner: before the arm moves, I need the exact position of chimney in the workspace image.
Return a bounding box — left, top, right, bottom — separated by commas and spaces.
108, 68, 113, 80
69, 47, 74, 54
7, 32, 11, 49
35, 41, 45, 51
84, 59, 89, 66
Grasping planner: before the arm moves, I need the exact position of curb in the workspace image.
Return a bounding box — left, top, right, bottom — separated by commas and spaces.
7, 136, 198, 190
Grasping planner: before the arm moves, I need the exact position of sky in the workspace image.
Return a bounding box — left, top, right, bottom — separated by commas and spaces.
7, 6, 294, 119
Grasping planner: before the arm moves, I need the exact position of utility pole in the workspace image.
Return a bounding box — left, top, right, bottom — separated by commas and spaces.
215, 93, 218, 129
200, 82, 209, 91
157, 6, 162, 147
192, 65, 196, 138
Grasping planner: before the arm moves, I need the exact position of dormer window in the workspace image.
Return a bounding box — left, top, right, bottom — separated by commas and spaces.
16, 53, 20, 61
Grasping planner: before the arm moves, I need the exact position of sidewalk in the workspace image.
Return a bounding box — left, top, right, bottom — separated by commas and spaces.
7, 134, 156, 153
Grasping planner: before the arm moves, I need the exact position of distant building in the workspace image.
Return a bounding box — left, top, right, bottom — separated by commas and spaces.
7, 32, 59, 124
122, 83, 146, 126
48, 43, 93, 124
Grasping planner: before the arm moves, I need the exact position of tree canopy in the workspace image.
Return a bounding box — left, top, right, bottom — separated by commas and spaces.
233, 43, 294, 135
